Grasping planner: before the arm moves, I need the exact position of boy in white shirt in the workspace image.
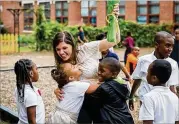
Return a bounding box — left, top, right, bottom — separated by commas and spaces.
139, 59, 179, 124
129, 31, 179, 110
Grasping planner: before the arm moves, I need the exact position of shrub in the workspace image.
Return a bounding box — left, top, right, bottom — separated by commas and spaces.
33, 19, 173, 51
64, 20, 173, 47
34, 20, 63, 51
118, 20, 173, 47
20, 34, 36, 49
0, 27, 8, 34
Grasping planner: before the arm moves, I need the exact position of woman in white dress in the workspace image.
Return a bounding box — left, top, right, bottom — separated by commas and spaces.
52, 4, 128, 123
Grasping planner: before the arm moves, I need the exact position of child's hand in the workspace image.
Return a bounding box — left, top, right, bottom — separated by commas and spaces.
116, 32, 121, 43
54, 88, 64, 100
129, 99, 134, 111
128, 77, 134, 85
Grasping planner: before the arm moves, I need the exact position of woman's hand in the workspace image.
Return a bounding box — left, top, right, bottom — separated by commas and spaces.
122, 40, 127, 46
54, 88, 64, 100
113, 3, 120, 43
129, 99, 134, 111
113, 3, 119, 18
116, 31, 121, 43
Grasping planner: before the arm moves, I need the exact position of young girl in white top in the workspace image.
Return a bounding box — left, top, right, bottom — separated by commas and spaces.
48, 63, 99, 124
14, 59, 45, 124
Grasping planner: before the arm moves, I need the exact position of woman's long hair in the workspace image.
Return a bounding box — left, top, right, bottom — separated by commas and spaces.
14, 59, 34, 102
52, 31, 78, 68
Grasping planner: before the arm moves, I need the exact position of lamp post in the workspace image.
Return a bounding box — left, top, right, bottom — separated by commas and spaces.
7, 8, 27, 53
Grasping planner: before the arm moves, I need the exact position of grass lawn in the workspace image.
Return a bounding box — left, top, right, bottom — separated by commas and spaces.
20, 46, 35, 52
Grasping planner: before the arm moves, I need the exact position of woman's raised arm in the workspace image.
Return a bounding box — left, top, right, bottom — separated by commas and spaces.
99, 32, 120, 52
99, 3, 120, 52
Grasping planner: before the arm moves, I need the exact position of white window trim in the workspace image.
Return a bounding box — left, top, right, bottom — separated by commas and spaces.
21, 0, 35, 6
67, 0, 81, 3
54, 0, 81, 3
37, 0, 53, 5
22, 30, 33, 33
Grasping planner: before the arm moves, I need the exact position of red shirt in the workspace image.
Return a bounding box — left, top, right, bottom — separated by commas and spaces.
125, 36, 134, 48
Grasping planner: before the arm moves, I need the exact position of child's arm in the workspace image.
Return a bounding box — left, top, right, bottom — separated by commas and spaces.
85, 83, 100, 94
119, 62, 133, 84
27, 106, 36, 124
170, 85, 176, 94
84, 36, 89, 42
143, 120, 153, 124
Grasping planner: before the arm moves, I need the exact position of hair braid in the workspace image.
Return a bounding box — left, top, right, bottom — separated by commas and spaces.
14, 59, 34, 102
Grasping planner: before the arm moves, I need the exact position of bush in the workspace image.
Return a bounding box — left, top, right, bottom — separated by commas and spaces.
118, 20, 173, 47
20, 34, 36, 49
33, 20, 173, 51
64, 20, 173, 47
34, 21, 63, 51
0, 19, 9, 34
0, 27, 8, 34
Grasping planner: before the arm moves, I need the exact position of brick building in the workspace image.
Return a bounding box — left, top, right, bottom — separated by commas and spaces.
0, 0, 179, 34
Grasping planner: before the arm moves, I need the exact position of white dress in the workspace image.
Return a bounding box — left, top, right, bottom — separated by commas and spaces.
48, 81, 90, 124
77, 41, 102, 80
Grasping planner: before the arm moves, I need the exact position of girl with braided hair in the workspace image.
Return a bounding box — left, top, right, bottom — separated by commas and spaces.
14, 59, 45, 124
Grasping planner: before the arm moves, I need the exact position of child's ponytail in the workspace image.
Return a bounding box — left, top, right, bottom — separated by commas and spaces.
51, 69, 68, 88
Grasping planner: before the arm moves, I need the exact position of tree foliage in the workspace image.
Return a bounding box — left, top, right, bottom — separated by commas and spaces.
33, 17, 173, 51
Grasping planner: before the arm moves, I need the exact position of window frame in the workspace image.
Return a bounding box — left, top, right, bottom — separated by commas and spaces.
23, 3, 34, 30
174, 1, 179, 23
118, 0, 125, 20
81, 1, 97, 26
39, 2, 51, 20
137, 1, 160, 24
55, 1, 68, 24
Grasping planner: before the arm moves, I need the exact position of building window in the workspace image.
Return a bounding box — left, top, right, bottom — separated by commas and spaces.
137, 0, 159, 24
39, 2, 50, 20
175, 1, 179, 23
55, 1, 68, 23
119, 0, 125, 20
81, 0, 96, 26
24, 3, 33, 30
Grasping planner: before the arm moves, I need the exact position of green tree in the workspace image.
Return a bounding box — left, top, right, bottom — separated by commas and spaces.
34, 6, 46, 51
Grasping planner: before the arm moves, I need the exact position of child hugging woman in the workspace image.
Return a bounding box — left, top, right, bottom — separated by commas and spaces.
49, 58, 134, 124
48, 63, 99, 124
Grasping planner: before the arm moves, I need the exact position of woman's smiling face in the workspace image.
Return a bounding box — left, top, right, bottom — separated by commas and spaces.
56, 42, 73, 61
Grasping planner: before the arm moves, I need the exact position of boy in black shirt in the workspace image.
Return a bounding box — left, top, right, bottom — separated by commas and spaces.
84, 57, 134, 124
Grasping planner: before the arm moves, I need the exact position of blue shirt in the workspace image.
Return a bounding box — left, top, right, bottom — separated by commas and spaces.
78, 31, 85, 41
99, 51, 119, 61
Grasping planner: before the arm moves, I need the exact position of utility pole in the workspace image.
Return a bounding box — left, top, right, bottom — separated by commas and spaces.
7, 8, 27, 53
